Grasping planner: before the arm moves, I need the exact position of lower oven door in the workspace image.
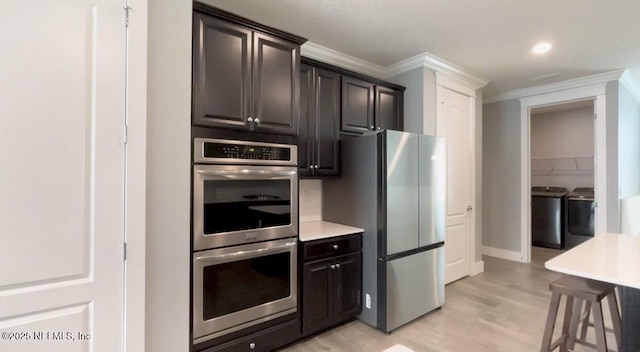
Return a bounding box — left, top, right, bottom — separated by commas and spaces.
193, 238, 298, 343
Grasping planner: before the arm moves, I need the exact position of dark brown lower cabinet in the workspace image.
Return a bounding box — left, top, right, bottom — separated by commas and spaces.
301, 234, 362, 336
197, 318, 300, 352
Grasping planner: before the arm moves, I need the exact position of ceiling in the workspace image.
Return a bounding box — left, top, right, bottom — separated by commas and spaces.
201, 0, 640, 97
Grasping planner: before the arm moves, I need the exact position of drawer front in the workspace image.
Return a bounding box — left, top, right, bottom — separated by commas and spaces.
302, 233, 362, 261
199, 318, 300, 352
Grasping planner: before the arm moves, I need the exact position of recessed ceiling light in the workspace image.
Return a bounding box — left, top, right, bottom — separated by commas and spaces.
532, 42, 552, 55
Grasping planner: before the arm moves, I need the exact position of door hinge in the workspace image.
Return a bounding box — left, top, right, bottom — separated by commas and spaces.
120, 125, 128, 144
124, 5, 132, 28
594, 113, 597, 119
122, 242, 127, 261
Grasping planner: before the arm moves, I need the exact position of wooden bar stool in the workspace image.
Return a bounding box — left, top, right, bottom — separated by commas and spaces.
540, 276, 621, 352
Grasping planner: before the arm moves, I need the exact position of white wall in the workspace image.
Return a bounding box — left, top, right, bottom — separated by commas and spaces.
146, 1, 192, 351
388, 66, 437, 135
482, 99, 522, 252
530, 106, 594, 190
618, 82, 640, 198
606, 82, 620, 232
300, 180, 322, 222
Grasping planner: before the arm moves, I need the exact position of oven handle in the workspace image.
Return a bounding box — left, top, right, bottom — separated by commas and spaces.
195, 169, 297, 179
195, 241, 296, 263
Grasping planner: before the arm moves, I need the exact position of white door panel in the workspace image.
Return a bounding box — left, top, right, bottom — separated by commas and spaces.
439, 87, 472, 284
0, 1, 125, 351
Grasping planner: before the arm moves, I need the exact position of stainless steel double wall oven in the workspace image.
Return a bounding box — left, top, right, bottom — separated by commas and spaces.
192, 138, 299, 345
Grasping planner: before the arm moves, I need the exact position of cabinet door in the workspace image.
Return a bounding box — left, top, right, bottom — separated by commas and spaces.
341, 76, 374, 134
302, 259, 333, 336
193, 13, 251, 129
375, 86, 403, 131
298, 64, 314, 176
314, 68, 341, 176
334, 253, 362, 322
253, 32, 300, 136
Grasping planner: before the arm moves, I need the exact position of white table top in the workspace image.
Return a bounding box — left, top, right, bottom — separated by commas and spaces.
299, 220, 364, 242
545, 233, 640, 289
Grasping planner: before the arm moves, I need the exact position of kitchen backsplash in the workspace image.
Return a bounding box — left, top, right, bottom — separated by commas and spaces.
299, 180, 322, 222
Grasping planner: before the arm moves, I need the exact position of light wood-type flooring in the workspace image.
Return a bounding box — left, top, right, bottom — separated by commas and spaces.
283, 246, 618, 352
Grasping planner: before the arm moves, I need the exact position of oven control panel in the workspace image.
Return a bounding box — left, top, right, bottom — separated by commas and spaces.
194, 138, 297, 165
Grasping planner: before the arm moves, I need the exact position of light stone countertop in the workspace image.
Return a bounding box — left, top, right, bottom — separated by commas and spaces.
299, 221, 364, 242
545, 232, 640, 289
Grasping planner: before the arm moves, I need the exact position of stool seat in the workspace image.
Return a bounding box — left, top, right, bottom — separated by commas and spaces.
541, 276, 621, 352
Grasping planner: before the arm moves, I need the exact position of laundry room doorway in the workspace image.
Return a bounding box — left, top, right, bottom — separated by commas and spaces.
519, 84, 608, 263
529, 100, 596, 251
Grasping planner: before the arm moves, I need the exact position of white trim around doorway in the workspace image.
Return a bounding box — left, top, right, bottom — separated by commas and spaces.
518, 83, 608, 263
124, 0, 147, 350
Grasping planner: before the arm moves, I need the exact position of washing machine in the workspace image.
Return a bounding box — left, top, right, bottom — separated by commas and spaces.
531, 186, 567, 249
565, 187, 595, 249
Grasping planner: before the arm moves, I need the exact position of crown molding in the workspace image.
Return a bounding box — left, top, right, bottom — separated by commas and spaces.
300, 41, 488, 89
300, 41, 386, 79
484, 70, 626, 104
620, 69, 640, 103
385, 52, 489, 89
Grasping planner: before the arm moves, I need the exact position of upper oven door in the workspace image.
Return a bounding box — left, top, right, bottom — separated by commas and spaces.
193, 164, 298, 251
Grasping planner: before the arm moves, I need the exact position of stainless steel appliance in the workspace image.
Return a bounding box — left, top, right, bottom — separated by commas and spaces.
323, 130, 445, 333
192, 238, 297, 343
193, 138, 298, 251
192, 138, 299, 344
531, 186, 567, 249
565, 187, 595, 249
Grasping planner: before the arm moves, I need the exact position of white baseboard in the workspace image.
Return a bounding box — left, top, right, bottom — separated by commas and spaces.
482, 246, 525, 262
470, 261, 484, 276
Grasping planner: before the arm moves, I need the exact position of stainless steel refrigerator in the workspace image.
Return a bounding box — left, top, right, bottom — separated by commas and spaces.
323, 130, 445, 333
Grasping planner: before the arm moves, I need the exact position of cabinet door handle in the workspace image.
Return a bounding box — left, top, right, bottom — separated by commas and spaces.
314, 165, 319, 169
370, 125, 375, 130
335, 263, 341, 269
249, 342, 256, 349
248, 117, 254, 123
332, 244, 338, 249
254, 118, 260, 124
330, 264, 336, 269
377, 127, 381, 130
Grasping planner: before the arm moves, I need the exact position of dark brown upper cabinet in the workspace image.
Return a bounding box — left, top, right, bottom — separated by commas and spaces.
375, 85, 403, 131
341, 76, 375, 134
315, 60, 404, 134
299, 64, 340, 177
192, 6, 306, 136
341, 80, 403, 134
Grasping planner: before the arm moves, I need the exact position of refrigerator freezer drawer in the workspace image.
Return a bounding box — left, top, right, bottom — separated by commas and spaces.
383, 246, 444, 332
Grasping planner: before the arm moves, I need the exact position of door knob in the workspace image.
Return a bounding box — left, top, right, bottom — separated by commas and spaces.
335, 263, 341, 269
247, 117, 253, 123
254, 118, 260, 124
333, 244, 338, 249
330, 264, 336, 269
370, 126, 375, 130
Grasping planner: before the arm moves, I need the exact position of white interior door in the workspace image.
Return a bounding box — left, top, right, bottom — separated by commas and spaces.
0, 1, 125, 351
439, 87, 472, 284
